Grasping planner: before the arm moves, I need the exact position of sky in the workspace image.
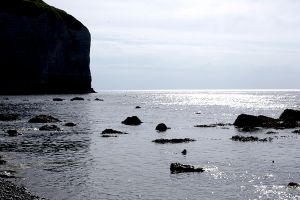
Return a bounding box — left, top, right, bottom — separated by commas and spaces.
46, 0, 300, 90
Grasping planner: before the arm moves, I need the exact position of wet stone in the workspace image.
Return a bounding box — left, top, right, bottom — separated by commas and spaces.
28, 115, 60, 123
170, 163, 204, 173
152, 138, 196, 144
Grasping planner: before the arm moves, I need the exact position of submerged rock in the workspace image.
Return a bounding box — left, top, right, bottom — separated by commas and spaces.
292, 129, 300, 134
28, 115, 60, 123
170, 163, 204, 173
238, 127, 260, 132
155, 123, 169, 132
181, 149, 187, 155
231, 135, 272, 142
279, 109, 300, 122
101, 135, 118, 138
122, 116, 142, 126
0, 159, 7, 165
7, 129, 19, 137
95, 98, 104, 101
101, 129, 128, 135
53, 98, 64, 101
266, 131, 278, 134
39, 125, 61, 131
0, 0, 93, 94
0, 114, 19, 121
71, 97, 84, 101
152, 138, 196, 144
195, 123, 232, 128
64, 122, 76, 127
135, 106, 141, 109
288, 182, 300, 188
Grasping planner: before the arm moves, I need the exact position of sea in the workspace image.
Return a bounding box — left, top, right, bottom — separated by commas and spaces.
0, 90, 300, 200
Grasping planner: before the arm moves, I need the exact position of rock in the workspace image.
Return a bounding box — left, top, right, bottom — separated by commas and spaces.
231, 135, 272, 142
0, 0, 93, 94
234, 114, 278, 128
181, 149, 187, 155
53, 98, 64, 101
101, 135, 118, 138
7, 129, 18, 137
95, 98, 104, 101
152, 138, 196, 144
288, 182, 300, 188
135, 106, 141, 109
195, 123, 232, 128
64, 122, 76, 127
170, 163, 204, 173
101, 129, 128, 135
266, 131, 278, 134
292, 129, 300, 134
0, 172, 15, 179
71, 97, 84, 101
195, 112, 201, 115
0, 114, 19, 121
0, 179, 40, 199
0, 159, 7, 165
238, 127, 260, 132
39, 125, 61, 131
280, 109, 300, 121
155, 123, 169, 132
28, 115, 60, 123
122, 116, 142, 126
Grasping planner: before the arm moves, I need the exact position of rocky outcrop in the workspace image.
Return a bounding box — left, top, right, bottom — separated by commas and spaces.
122, 116, 142, 126
170, 163, 204, 173
152, 138, 196, 144
233, 110, 300, 129
231, 135, 272, 142
28, 115, 60, 123
0, 0, 93, 94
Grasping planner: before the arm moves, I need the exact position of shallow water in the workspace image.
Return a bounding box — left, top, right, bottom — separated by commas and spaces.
0, 90, 300, 200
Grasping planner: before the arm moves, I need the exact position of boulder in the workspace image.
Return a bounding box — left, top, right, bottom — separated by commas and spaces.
288, 182, 300, 188
135, 106, 141, 109
71, 97, 84, 101
7, 129, 18, 137
0, 159, 7, 165
64, 122, 76, 127
234, 114, 278, 128
0, 114, 19, 121
170, 163, 204, 173
292, 129, 300, 134
181, 149, 187, 155
95, 98, 104, 101
279, 109, 300, 121
155, 123, 169, 132
152, 138, 196, 144
29, 115, 60, 123
39, 125, 61, 131
53, 98, 64, 101
122, 116, 142, 126
101, 129, 128, 135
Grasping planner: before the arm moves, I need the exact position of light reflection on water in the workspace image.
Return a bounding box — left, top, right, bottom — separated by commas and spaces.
0, 90, 300, 199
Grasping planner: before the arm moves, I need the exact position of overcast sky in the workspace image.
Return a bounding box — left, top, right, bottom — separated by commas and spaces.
46, 0, 300, 90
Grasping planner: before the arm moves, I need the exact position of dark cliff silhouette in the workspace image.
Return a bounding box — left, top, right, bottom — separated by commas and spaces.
0, 0, 94, 94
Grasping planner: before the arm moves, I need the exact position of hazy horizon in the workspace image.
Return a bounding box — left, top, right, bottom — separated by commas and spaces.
46, 0, 300, 90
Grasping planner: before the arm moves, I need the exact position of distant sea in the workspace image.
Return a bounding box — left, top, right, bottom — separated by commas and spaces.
0, 90, 300, 200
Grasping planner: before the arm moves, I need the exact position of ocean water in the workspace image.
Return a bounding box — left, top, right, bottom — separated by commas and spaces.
0, 90, 300, 200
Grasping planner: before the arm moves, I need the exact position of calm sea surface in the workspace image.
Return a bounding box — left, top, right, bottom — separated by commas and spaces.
0, 90, 300, 200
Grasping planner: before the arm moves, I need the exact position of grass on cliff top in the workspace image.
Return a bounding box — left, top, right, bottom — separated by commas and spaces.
1, 0, 83, 29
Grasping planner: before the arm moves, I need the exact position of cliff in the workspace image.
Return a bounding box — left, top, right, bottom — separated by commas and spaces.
0, 0, 93, 94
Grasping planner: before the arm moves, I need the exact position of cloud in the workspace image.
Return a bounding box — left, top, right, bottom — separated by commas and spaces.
45, 0, 300, 89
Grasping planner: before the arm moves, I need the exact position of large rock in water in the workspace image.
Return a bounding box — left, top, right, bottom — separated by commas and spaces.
0, 0, 93, 94
279, 109, 300, 121
233, 114, 278, 128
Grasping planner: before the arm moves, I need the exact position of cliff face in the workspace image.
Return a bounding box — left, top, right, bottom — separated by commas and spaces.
0, 0, 93, 94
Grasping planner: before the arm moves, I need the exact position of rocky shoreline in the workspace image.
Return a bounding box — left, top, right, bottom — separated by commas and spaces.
0, 179, 41, 200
